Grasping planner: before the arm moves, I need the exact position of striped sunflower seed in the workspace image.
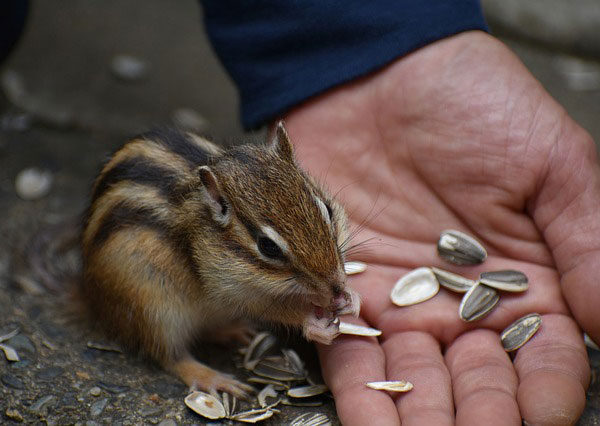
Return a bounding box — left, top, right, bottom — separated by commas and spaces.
501, 313, 542, 352
479, 270, 529, 292
431, 267, 476, 293
459, 282, 499, 322
391, 267, 439, 307
437, 230, 487, 265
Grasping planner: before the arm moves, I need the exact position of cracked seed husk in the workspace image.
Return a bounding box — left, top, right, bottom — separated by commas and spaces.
437, 230, 487, 265
501, 313, 542, 351
391, 267, 439, 306
459, 282, 499, 322
339, 321, 382, 337
365, 381, 413, 392
184, 391, 226, 419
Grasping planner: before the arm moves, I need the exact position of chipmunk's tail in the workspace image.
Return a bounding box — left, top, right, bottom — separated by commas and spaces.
12, 217, 82, 294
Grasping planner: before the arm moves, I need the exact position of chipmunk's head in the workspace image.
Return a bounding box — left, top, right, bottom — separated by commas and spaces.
193, 121, 360, 344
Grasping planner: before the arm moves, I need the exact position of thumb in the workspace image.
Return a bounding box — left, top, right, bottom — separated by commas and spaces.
532, 112, 600, 345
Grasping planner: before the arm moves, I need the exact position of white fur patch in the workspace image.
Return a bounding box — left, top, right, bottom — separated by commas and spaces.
314, 196, 331, 225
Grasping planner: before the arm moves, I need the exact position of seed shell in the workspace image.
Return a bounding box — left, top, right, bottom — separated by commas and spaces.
291, 412, 332, 426
338, 321, 382, 337
479, 270, 529, 292
243, 332, 276, 370
437, 230, 487, 265
431, 267, 476, 293
459, 282, 499, 322
184, 391, 226, 419
584, 333, 600, 351
344, 261, 367, 275
501, 313, 542, 352
391, 267, 439, 307
0, 343, 20, 362
258, 384, 278, 407
287, 384, 329, 398
365, 381, 413, 392
230, 408, 275, 423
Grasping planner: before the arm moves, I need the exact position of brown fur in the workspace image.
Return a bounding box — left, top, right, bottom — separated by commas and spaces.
81, 122, 355, 396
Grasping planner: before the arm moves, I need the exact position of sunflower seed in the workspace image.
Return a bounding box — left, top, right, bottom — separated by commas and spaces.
230, 407, 275, 423
184, 391, 226, 419
437, 230, 487, 265
0, 329, 19, 342
344, 261, 367, 275
252, 358, 305, 381
247, 376, 290, 390
338, 321, 382, 337
244, 332, 276, 370
291, 412, 332, 426
501, 313, 542, 352
584, 333, 600, 351
258, 384, 279, 407
459, 282, 499, 322
282, 348, 305, 375
391, 267, 439, 307
0, 343, 20, 362
431, 267, 476, 293
287, 384, 329, 398
479, 270, 529, 292
365, 381, 413, 392
221, 392, 230, 416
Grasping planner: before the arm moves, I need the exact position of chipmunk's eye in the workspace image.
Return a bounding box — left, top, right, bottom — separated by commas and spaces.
258, 237, 284, 259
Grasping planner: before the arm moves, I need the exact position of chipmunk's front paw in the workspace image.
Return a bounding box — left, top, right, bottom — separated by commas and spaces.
303, 314, 340, 345
332, 287, 361, 317
170, 356, 254, 399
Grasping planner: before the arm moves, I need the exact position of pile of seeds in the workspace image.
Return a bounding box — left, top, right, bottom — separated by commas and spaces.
184, 331, 334, 423
390, 229, 542, 351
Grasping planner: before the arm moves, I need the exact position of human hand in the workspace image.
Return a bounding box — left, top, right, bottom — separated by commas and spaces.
283, 32, 595, 425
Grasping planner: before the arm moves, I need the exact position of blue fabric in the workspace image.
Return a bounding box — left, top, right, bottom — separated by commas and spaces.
201, 1, 488, 129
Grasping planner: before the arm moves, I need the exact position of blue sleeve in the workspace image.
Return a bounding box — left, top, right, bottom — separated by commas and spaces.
200, 1, 488, 129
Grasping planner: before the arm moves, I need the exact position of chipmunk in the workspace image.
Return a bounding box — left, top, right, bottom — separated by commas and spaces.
81, 121, 360, 397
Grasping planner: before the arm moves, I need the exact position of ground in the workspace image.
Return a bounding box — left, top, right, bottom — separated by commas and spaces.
0, 0, 599, 424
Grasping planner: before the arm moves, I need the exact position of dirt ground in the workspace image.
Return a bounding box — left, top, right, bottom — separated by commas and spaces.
1, 0, 599, 424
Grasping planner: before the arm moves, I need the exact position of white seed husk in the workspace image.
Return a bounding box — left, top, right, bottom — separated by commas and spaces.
243, 332, 276, 370
287, 384, 329, 398
338, 321, 382, 337
431, 267, 476, 293
247, 376, 289, 390
252, 358, 305, 381
479, 270, 529, 292
459, 282, 499, 322
184, 391, 226, 419
391, 267, 439, 307
230, 407, 275, 423
365, 381, 413, 392
584, 333, 600, 351
0, 343, 20, 362
258, 384, 278, 407
437, 229, 487, 265
282, 348, 305, 374
501, 313, 542, 352
344, 261, 367, 275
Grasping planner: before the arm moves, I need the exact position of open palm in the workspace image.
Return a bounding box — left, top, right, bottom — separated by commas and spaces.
284, 32, 596, 425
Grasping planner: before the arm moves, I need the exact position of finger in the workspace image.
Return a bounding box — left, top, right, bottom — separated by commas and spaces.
530, 123, 600, 343
445, 329, 520, 426
317, 330, 399, 426
383, 331, 454, 426
513, 314, 589, 425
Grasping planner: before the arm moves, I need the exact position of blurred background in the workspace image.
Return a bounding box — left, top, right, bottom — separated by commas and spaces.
0, 0, 599, 424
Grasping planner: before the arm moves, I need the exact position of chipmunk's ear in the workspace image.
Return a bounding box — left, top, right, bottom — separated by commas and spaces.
197, 166, 231, 226
269, 120, 294, 163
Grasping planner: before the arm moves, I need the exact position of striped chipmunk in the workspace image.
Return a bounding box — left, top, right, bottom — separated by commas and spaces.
81, 121, 361, 397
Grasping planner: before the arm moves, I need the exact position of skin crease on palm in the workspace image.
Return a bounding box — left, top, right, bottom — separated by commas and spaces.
281, 31, 598, 425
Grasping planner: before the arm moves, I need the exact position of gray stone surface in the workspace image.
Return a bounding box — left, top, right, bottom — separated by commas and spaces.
0, 0, 599, 424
